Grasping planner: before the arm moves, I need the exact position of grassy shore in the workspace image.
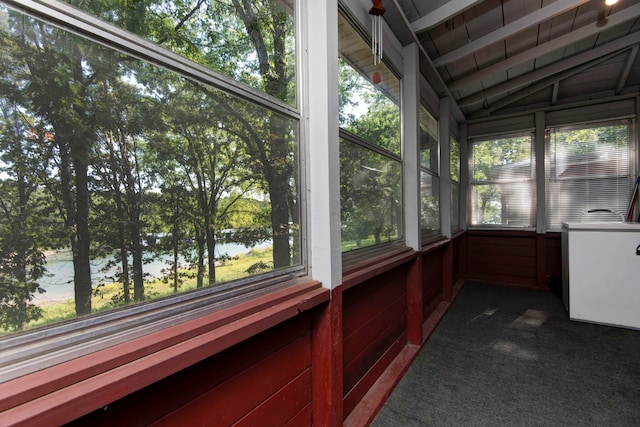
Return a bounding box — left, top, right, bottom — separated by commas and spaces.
24, 247, 273, 331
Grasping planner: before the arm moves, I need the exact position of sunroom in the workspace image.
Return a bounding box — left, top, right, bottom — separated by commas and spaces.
0, 0, 638, 425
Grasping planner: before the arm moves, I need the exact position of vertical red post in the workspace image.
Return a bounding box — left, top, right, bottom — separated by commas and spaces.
312, 286, 343, 426
536, 233, 548, 290
407, 256, 423, 345
442, 243, 453, 302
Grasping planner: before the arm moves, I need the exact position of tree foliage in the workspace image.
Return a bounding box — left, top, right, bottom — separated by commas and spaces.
0, 0, 299, 332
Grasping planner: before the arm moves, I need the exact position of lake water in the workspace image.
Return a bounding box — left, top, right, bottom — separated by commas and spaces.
34, 241, 271, 304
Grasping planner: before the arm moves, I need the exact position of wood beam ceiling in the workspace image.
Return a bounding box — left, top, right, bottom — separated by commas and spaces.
448, 3, 640, 92
410, 0, 484, 33
431, 0, 591, 67
459, 32, 640, 108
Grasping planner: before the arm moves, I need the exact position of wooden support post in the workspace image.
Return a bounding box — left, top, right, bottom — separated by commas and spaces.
312, 287, 343, 426
442, 243, 453, 301
407, 256, 423, 345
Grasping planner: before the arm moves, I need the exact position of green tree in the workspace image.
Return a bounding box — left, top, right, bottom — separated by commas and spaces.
1, 13, 124, 315
472, 136, 531, 224
0, 100, 53, 330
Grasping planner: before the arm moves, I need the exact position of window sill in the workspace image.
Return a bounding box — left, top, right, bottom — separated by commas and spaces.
342, 247, 418, 291
421, 236, 450, 253
0, 280, 328, 426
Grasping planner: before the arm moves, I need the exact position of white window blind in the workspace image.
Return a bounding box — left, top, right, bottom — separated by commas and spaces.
546, 120, 634, 229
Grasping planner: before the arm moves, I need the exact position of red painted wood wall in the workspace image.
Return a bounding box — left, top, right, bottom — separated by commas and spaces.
464, 230, 560, 289
69, 314, 314, 426
341, 266, 408, 418
422, 247, 443, 318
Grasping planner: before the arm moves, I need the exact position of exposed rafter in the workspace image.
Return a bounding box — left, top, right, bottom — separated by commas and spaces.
616, 45, 638, 95
431, 0, 590, 67
469, 49, 627, 118
458, 32, 640, 108
448, 3, 640, 92
551, 82, 559, 106
410, 0, 484, 33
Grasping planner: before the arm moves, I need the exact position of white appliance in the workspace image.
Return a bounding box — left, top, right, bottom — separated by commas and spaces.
562, 222, 640, 330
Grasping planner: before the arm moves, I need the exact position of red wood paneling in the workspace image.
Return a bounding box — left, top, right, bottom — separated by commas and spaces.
407, 257, 423, 345
154, 335, 311, 426
343, 294, 406, 367
546, 232, 562, 279
69, 314, 312, 427
422, 248, 443, 316
452, 235, 462, 281
343, 331, 406, 417
341, 266, 408, 418
0, 282, 325, 418
285, 404, 312, 426
465, 231, 538, 286
232, 370, 312, 427
312, 289, 343, 426
342, 269, 406, 338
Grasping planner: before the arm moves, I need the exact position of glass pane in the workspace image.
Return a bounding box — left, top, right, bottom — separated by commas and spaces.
451, 182, 460, 230
470, 183, 535, 226
470, 133, 534, 227
472, 135, 531, 182
338, 15, 401, 155
450, 136, 459, 182
421, 172, 440, 239
340, 139, 403, 251
0, 8, 300, 334
420, 106, 438, 171
546, 121, 633, 229
62, 0, 297, 106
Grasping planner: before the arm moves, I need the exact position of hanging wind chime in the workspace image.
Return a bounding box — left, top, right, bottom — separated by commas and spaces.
370, 0, 385, 64
369, 0, 386, 84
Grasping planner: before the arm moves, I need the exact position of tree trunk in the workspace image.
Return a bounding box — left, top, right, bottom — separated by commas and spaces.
206, 215, 216, 286
195, 228, 206, 288
73, 158, 92, 316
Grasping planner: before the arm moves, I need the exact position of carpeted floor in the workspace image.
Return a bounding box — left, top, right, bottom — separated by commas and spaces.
371, 282, 640, 427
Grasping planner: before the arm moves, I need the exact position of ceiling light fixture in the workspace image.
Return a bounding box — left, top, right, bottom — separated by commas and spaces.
605, 0, 618, 5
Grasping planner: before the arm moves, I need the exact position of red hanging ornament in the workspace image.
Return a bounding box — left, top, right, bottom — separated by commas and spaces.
372, 71, 381, 85
369, 0, 386, 15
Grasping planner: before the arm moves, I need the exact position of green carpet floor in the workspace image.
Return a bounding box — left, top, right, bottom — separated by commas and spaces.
372, 282, 640, 426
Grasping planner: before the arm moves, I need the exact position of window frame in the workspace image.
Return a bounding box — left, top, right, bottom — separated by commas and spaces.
468, 131, 536, 229
0, 0, 307, 380
419, 105, 441, 241
339, 128, 405, 264
337, 11, 405, 263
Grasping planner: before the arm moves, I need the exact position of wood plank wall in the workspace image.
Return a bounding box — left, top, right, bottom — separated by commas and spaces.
342, 266, 408, 418
465, 230, 561, 289
69, 313, 314, 427
422, 247, 443, 318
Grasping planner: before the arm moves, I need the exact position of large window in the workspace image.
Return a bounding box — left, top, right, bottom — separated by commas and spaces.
61, 0, 297, 106
0, 1, 300, 338
420, 106, 440, 240
338, 14, 402, 255
546, 120, 635, 229
470, 133, 535, 227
